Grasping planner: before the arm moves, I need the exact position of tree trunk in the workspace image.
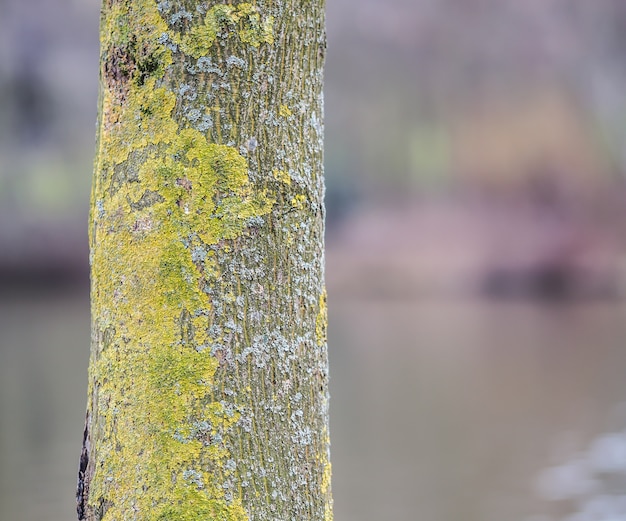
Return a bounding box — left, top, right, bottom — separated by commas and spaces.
78, 2, 330, 520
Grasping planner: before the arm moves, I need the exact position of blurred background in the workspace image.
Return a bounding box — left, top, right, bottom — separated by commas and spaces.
3, 1, 626, 520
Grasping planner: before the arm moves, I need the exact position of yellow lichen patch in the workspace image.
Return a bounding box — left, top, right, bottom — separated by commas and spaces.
321, 430, 333, 521
316, 288, 327, 347
291, 193, 307, 210
156, 489, 248, 521
180, 3, 274, 57
272, 168, 291, 185
235, 5, 274, 47
99, 83, 274, 242
89, 4, 279, 518
279, 104, 293, 118
91, 124, 272, 518
312, 424, 332, 521
103, 77, 178, 165
179, 10, 219, 58
89, 208, 236, 520
91, 163, 264, 520
100, 1, 174, 85
101, 0, 170, 47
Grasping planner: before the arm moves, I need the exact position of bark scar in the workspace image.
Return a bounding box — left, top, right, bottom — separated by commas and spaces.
77, 412, 90, 520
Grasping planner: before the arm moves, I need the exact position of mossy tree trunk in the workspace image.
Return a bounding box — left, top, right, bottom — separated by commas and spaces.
77, 1, 330, 520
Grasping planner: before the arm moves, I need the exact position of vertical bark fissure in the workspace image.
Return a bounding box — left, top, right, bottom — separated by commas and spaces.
76, 412, 90, 521
81, 1, 329, 520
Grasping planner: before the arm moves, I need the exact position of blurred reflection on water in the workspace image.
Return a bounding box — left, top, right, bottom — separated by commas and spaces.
3, 290, 626, 521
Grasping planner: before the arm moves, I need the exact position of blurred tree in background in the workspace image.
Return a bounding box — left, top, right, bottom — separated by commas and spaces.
325, 0, 626, 198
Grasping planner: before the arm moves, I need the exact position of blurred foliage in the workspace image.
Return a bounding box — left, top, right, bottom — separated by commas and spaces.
2, 0, 626, 225
325, 0, 626, 198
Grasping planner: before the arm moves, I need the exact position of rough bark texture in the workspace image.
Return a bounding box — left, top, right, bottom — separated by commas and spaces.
78, 1, 330, 520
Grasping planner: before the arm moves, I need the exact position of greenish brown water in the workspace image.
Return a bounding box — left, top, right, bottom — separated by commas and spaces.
329, 297, 626, 521
0, 292, 90, 521
2, 292, 626, 521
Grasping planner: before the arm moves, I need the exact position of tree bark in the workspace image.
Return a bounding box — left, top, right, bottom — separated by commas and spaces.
78, 2, 330, 520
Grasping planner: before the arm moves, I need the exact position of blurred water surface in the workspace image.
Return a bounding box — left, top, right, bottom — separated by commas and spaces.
2, 290, 626, 521
0, 292, 89, 521
329, 295, 626, 521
